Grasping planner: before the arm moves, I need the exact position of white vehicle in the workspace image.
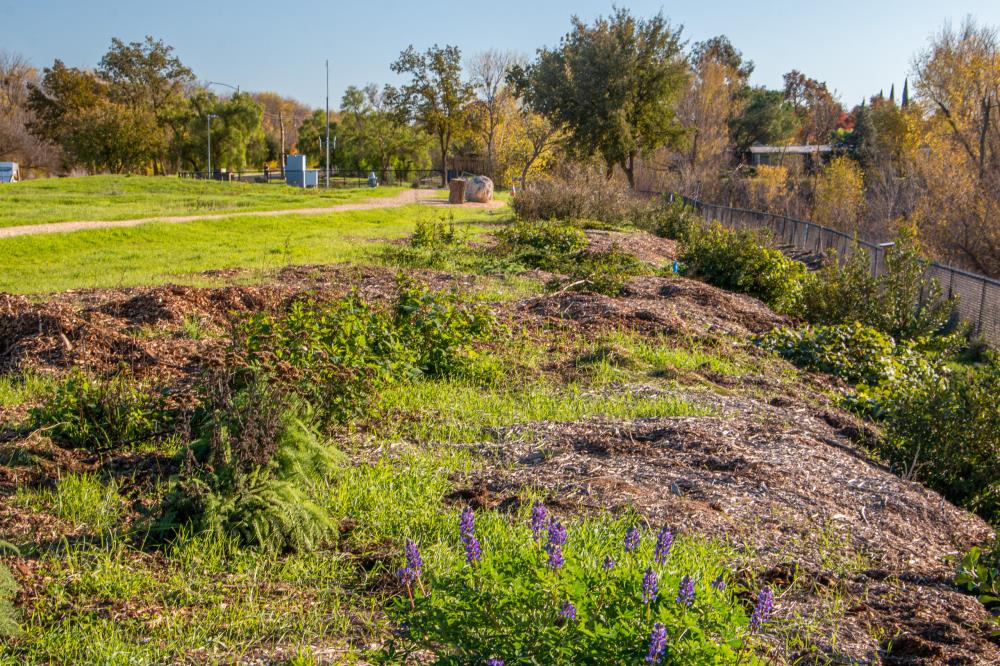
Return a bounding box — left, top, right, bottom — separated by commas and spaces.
0, 162, 20, 183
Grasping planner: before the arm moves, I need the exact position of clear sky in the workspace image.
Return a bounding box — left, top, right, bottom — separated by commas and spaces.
3, 0, 1000, 110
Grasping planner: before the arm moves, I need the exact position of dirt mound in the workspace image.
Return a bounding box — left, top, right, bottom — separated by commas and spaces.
517, 275, 789, 339
583, 229, 678, 266
464, 391, 997, 664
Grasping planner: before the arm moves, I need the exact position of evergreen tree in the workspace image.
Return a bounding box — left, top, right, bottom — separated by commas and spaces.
889, 83, 895, 104
902, 79, 910, 108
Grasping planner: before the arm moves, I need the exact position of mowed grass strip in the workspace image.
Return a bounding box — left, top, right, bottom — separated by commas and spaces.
0, 205, 510, 294
0, 175, 410, 228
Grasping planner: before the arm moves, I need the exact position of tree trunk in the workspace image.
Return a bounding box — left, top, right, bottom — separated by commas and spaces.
439, 131, 449, 188
622, 153, 636, 190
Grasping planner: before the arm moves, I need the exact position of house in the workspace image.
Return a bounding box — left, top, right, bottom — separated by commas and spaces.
0, 162, 20, 183
749, 145, 832, 171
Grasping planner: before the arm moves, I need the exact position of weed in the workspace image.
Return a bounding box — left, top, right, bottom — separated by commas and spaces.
14, 473, 122, 535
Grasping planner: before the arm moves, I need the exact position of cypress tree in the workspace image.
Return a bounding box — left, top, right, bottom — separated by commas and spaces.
889, 83, 896, 104
902, 79, 910, 108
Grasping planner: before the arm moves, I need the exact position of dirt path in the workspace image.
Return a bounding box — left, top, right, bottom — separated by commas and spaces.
0, 189, 506, 239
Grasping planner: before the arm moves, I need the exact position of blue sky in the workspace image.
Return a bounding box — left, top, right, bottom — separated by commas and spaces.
3, 1, 1000, 110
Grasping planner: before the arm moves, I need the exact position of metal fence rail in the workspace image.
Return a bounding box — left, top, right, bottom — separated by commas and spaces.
178, 169, 448, 188
677, 195, 1000, 345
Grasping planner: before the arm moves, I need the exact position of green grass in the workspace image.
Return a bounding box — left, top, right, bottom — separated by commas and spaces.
0, 373, 54, 409
0, 175, 410, 227
13, 473, 122, 535
0, 205, 510, 294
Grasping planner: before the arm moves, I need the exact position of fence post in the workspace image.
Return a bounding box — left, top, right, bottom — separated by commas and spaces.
978, 278, 988, 335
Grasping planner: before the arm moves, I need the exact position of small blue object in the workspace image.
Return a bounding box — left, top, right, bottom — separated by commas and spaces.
672, 261, 680, 273
368, 171, 378, 188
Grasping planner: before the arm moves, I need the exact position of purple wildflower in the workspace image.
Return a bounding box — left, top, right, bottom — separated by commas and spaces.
711, 574, 726, 592
464, 534, 482, 563
396, 566, 417, 585
486, 659, 504, 666
559, 601, 577, 620
676, 575, 695, 607
547, 518, 568, 547
460, 507, 475, 540
641, 567, 658, 604
653, 527, 673, 565
749, 587, 774, 633
603, 555, 616, 571
530, 502, 547, 541
404, 540, 423, 577
547, 543, 565, 570
624, 526, 640, 553
644, 622, 668, 664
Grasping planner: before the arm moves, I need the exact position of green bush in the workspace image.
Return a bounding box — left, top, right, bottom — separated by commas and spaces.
801, 227, 956, 341
237, 276, 497, 423
680, 223, 808, 314
497, 219, 588, 271
558, 245, 651, 296
954, 545, 1000, 611
651, 196, 700, 242
875, 356, 1000, 523
755, 323, 942, 388
154, 384, 342, 553
30, 370, 170, 451
385, 510, 763, 664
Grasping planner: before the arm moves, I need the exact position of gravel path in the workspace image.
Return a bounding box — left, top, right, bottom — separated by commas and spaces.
0, 189, 506, 239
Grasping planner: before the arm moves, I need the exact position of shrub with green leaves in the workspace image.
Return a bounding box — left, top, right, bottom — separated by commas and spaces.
385, 507, 768, 665
954, 544, 1000, 610
650, 196, 700, 242
558, 245, 651, 296
755, 323, 943, 388
800, 227, 956, 341
154, 383, 342, 553
497, 219, 589, 271
680, 223, 808, 314
30, 370, 170, 450
0, 563, 19, 639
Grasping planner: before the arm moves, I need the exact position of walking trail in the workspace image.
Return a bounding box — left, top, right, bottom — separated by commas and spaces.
0, 189, 506, 239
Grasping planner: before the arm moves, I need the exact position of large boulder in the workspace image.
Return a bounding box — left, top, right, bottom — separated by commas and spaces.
464, 175, 494, 203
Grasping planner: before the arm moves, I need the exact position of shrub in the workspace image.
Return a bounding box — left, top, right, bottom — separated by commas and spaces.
755, 323, 943, 388
954, 544, 1000, 610
0, 564, 18, 639
30, 370, 170, 450
650, 196, 700, 242
558, 245, 650, 296
154, 382, 342, 553
385, 508, 767, 664
875, 356, 1000, 523
511, 175, 657, 229
497, 219, 588, 271
800, 227, 956, 341
237, 276, 498, 423
680, 223, 808, 314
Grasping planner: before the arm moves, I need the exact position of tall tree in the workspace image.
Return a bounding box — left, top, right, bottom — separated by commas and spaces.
782, 70, 843, 144
0, 51, 60, 171
467, 50, 522, 179
515, 8, 689, 188
729, 87, 799, 153
391, 45, 474, 186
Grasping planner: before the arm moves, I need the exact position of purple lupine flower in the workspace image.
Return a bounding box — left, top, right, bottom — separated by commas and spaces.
711, 574, 726, 592
404, 540, 423, 577
749, 587, 774, 633
396, 566, 417, 585
547, 518, 568, 547
547, 543, 565, 570
641, 567, 658, 604
464, 534, 482, 563
486, 659, 504, 666
653, 527, 673, 565
559, 601, 577, 620
676, 575, 695, 607
603, 555, 616, 571
624, 526, 640, 553
644, 622, 668, 664
460, 507, 475, 540
530, 502, 547, 541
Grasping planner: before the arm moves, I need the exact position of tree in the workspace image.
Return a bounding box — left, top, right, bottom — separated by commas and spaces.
0, 50, 60, 171
296, 109, 335, 168
813, 155, 865, 233
336, 83, 430, 178
515, 8, 689, 188
252, 91, 314, 167
391, 45, 474, 186
467, 50, 523, 179
782, 70, 844, 144
729, 88, 799, 153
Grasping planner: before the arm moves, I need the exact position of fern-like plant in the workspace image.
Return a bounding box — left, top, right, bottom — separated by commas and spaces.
0, 563, 20, 638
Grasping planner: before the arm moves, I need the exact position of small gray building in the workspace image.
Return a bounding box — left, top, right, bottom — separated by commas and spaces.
749, 145, 832, 170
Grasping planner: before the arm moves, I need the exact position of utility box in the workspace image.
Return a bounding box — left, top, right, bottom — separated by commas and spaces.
0, 162, 20, 183
284, 154, 318, 188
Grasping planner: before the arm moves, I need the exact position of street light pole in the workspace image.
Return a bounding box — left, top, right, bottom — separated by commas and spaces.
325, 60, 331, 189
206, 113, 217, 179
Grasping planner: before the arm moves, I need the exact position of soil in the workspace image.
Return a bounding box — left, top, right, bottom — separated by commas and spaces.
0, 251, 997, 664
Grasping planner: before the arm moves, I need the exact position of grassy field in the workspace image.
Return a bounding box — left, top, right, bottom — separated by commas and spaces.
0, 175, 409, 227
0, 205, 508, 293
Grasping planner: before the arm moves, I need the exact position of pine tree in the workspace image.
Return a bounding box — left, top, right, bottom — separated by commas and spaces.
902, 79, 910, 108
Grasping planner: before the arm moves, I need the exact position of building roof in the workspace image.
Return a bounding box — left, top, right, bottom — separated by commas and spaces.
749, 145, 832, 154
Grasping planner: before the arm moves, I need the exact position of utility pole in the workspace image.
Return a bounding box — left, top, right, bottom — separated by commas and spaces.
278, 108, 286, 178
206, 113, 217, 179
325, 60, 331, 189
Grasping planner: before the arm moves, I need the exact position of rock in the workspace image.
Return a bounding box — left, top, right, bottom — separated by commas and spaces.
464, 175, 494, 203
448, 178, 466, 205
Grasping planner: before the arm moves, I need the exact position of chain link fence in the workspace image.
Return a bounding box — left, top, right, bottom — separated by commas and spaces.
676, 195, 1000, 346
